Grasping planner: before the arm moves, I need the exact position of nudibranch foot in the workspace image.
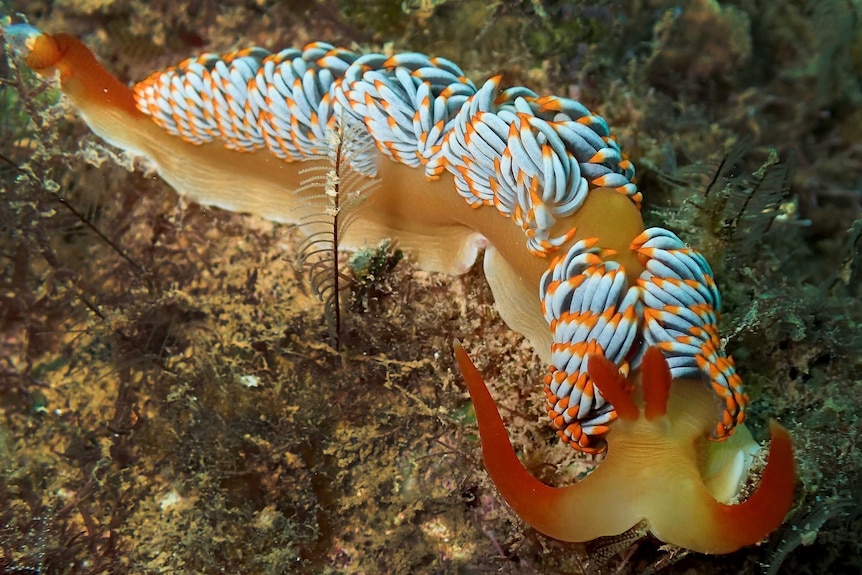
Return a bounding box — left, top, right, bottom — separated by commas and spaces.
455, 342, 795, 554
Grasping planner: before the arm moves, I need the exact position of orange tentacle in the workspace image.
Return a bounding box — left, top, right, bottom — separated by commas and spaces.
586, 353, 637, 421
642, 346, 671, 421
454, 341, 644, 542
453, 341, 564, 532
708, 420, 796, 551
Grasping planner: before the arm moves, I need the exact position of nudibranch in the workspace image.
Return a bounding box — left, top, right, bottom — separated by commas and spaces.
3, 23, 795, 554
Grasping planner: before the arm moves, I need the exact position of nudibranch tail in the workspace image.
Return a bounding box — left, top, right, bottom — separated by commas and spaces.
8, 27, 140, 117
457, 341, 795, 553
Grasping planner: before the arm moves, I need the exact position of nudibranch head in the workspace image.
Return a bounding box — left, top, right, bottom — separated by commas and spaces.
539, 226, 751, 454
455, 342, 795, 554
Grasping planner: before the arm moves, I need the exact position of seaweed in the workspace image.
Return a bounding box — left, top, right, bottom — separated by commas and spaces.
348, 239, 404, 314
829, 217, 862, 296
656, 139, 794, 271
809, 0, 861, 108
763, 493, 860, 575
293, 118, 380, 349
0, 26, 147, 574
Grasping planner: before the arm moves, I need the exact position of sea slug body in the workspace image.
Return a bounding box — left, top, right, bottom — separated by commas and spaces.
4, 23, 795, 554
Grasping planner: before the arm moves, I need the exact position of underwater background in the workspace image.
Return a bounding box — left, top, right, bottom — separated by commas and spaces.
1, 0, 860, 573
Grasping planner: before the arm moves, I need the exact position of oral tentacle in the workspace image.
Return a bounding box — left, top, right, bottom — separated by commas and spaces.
453, 341, 640, 541
645, 420, 795, 554
453, 340, 562, 529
